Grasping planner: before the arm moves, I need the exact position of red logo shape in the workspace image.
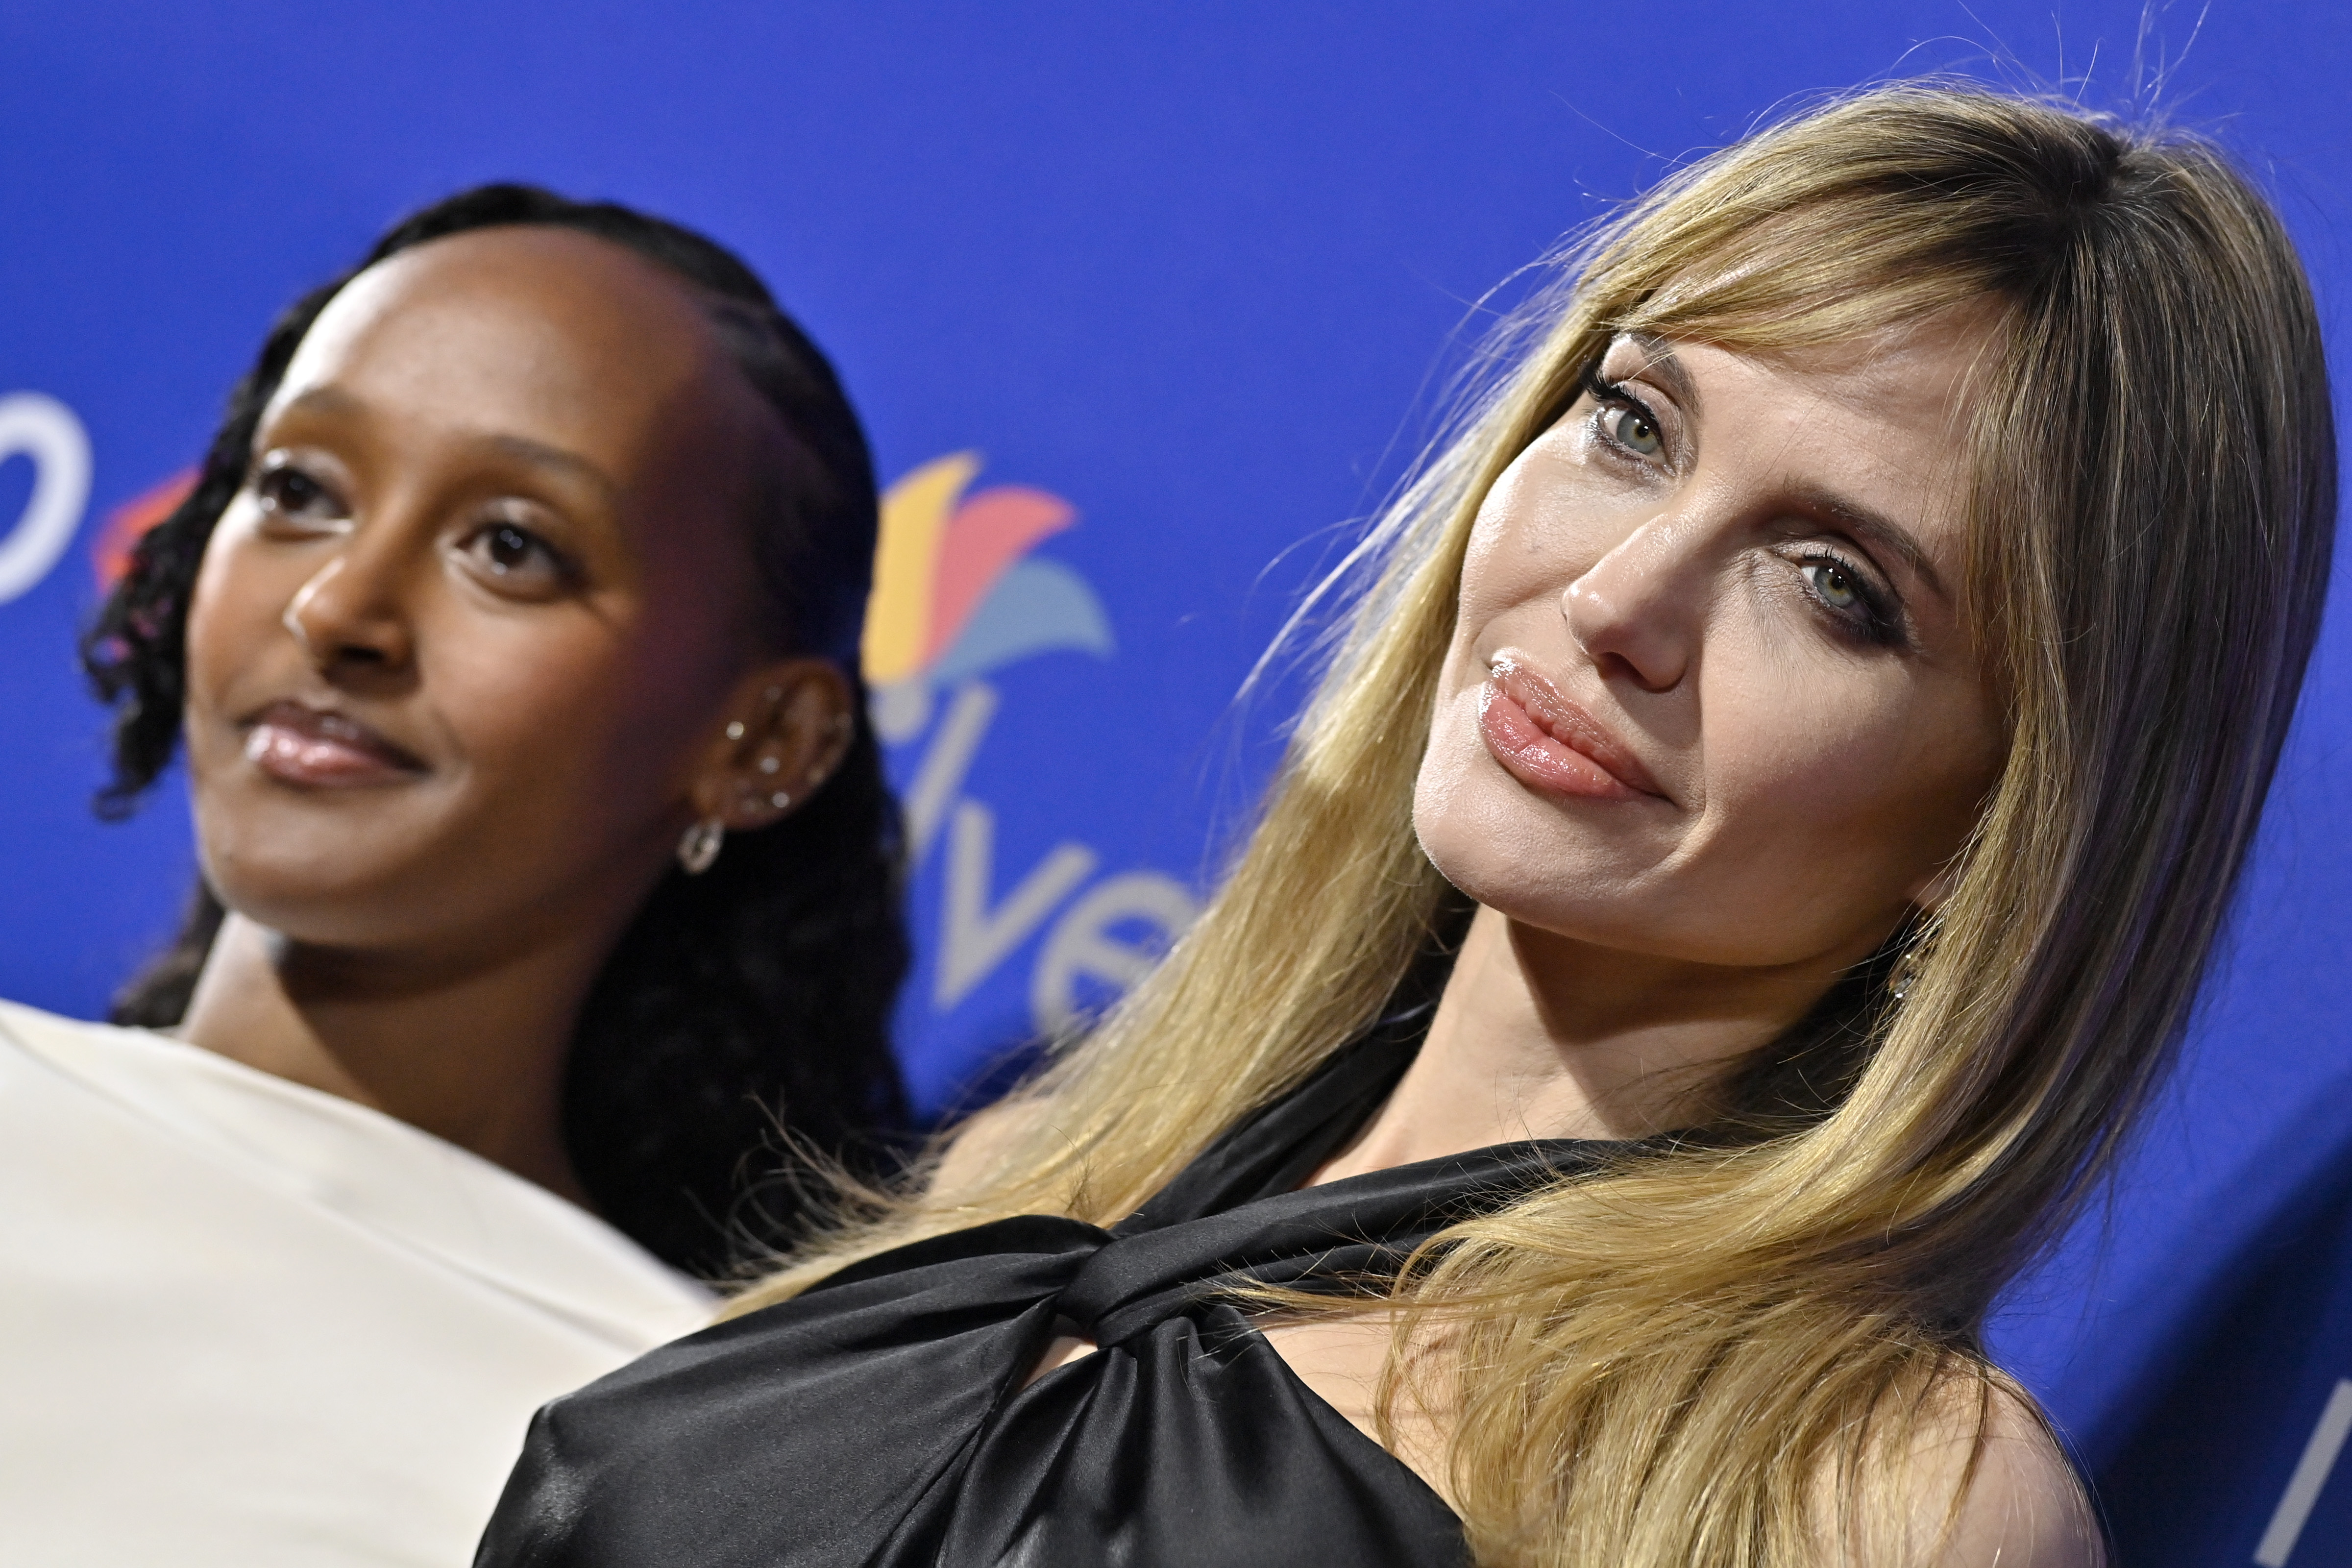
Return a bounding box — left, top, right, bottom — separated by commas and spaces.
92, 469, 197, 589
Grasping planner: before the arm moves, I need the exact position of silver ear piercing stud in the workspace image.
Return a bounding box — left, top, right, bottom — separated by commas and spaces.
725, 720, 747, 741
677, 818, 725, 875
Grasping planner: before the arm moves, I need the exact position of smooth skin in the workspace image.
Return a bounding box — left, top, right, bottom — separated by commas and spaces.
1023, 310, 2098, 1561
176, 227, 854, 1204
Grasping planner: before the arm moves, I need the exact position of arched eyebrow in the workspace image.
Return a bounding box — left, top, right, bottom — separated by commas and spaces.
1610, 333, 1702, 417
270, 385, 365, 423
481, 433, 618, 502
1787, 483, 1950, 602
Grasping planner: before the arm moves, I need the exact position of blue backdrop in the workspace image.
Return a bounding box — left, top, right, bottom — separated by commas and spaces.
1, 4, 2346, 1559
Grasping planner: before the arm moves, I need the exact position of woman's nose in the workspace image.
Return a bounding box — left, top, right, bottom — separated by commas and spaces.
282, 545, 416, 679
1560, 517, 1699, 692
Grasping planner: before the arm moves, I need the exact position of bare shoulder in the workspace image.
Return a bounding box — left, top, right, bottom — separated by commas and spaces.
1906, 1378, 2106, 1568
927, 1095, 1057, 1204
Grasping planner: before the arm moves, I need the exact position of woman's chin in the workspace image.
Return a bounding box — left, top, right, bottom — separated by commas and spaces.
1417, 770, 1645, 908
197, 838, 455, 945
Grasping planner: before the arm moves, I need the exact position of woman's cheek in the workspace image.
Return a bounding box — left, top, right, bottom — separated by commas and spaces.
1730, 710, 1897, 833
1413, 692, 1510, 879
416, 616, 617, 785
181, 536, 253, 691
182, 537, 299, 741
1702, 698, 1967, 917
451, 616, 711, 827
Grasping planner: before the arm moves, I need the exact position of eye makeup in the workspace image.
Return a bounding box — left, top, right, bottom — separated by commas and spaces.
1784, 543, 1905, 647
1574, 344, 1927, 655
249, 453, 352, 531
1576, 364, 1672, 467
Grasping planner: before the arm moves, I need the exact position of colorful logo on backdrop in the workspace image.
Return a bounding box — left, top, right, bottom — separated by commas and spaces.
863, 452, 1112, 739
92, 470, 196, 588
0, 392, 94, 604
864, 453, 1196, 1058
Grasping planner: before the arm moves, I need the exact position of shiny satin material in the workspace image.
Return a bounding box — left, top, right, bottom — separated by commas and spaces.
478, 1032, 1612, 1567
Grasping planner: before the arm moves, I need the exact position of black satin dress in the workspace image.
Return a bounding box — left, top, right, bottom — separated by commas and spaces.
476, 1032, 1610, 1568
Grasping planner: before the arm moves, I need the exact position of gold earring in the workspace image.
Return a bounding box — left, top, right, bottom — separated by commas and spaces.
676, 818, 725, 875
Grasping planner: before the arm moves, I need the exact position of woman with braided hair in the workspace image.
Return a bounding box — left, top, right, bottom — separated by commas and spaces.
0, 187, 908, 1566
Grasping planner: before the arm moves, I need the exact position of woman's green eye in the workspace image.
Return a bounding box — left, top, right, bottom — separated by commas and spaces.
1612, 407, 1662, 456
1803, 561, 1860, 610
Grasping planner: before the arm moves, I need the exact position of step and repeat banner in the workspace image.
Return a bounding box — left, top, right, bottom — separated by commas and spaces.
2, 2, 2348, 1558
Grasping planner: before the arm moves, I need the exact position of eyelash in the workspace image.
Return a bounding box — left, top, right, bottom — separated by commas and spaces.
1789, 546, 1903, 647
248, 459, 580, 596
463, 519, 580, 588
1578, 366, 1666, 465
251, 459, 345, 521
1576, 364, 1906, 650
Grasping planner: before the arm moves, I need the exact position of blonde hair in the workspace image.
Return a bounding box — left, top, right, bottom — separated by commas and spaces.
740, 84, 2335, 1564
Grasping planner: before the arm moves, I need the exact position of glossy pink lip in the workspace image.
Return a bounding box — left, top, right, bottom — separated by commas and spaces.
1477, 658, 1665, 802
241, 701, 427, 788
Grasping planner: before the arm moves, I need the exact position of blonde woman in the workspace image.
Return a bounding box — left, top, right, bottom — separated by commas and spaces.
475, 85, 2335, 1566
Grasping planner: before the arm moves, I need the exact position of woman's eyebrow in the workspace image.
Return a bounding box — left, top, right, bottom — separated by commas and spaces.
270, 385, 365, 423
1620, 333, 1702, 417
481, 433, 618, 501
267, 388, 616, 504
1788, 483, 1949, 600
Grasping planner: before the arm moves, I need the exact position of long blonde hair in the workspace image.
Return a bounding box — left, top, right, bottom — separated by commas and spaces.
740, 84, 2336, 1563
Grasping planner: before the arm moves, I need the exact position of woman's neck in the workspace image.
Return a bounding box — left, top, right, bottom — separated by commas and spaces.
1312, 905, 1842, 1183
175, 911, 606, 1205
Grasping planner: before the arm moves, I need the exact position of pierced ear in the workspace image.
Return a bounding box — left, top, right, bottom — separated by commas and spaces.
690, 659, 857, 832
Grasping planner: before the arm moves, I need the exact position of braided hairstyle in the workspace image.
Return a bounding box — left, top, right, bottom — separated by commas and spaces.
81, 184, 910, 1277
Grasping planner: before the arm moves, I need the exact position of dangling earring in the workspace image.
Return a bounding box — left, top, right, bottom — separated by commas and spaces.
1889, 943, 1926, 1003
677, 817, 726, 875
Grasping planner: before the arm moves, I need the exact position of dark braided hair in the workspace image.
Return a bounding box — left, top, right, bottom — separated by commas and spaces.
80, 184, 911, 1277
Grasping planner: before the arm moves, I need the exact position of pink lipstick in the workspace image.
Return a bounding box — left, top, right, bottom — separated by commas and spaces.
243, 702, 426, 788
1477, 658, 1664, 802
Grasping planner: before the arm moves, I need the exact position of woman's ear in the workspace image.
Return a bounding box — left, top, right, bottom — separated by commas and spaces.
1907, 857, 1964, 914
689, 659, 857, 831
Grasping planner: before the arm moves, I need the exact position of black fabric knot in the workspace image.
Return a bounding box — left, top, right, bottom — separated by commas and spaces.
475, 1025, 1623, 1568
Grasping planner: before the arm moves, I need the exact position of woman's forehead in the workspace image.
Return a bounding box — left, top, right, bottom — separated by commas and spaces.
269, 228, 749, 462
1608, 301, 2005, 401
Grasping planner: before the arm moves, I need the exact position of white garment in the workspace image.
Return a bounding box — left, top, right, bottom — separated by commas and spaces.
0, 1001, 714, 1567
